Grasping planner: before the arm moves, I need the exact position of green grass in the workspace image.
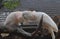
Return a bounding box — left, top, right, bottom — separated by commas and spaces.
3, 0, 20, 10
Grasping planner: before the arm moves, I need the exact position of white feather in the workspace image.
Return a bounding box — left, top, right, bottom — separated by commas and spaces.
32, 11, 58, 32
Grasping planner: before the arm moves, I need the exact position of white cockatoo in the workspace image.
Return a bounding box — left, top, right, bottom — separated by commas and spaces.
22, 11, 58, 39
4, 11, 58, 39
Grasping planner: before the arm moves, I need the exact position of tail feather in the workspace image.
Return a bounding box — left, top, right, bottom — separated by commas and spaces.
43, 13, 58, 32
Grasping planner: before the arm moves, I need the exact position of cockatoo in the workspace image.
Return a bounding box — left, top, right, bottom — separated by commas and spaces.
4, 11, 58, 39
22, 11, 58, 39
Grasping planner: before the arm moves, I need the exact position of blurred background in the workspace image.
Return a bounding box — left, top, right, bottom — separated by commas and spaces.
0, 0, 60, 39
